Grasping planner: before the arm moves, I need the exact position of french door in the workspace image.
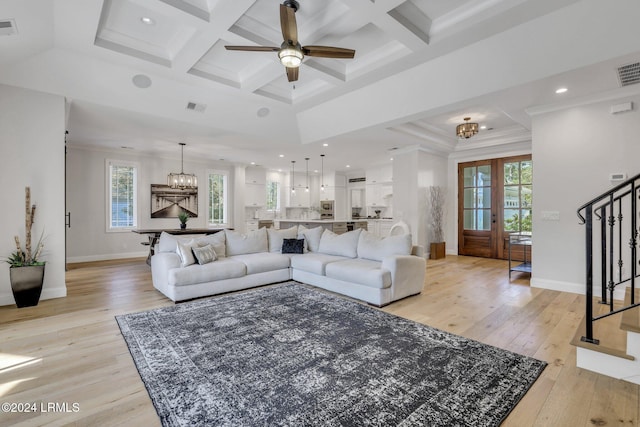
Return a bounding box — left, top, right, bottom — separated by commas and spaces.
458, 155, 532, 259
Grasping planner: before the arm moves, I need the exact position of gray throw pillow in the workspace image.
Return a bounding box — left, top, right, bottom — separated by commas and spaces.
192, 244, 217, 265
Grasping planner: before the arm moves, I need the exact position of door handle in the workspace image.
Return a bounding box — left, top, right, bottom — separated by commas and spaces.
66, 212, 71, 228
492, 213, 496, 224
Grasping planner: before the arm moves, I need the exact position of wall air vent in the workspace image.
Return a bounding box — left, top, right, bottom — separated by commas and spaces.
617, 62, 640, 87
0, 19, 17, 36
186, 101, 206, 113
349, 177, 366, 183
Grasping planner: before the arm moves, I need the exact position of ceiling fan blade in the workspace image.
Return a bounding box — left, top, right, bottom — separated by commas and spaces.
280, 4, 298, 45
303, 45, 356, 59
286, 67, 299, 82
225, 46, 280, 52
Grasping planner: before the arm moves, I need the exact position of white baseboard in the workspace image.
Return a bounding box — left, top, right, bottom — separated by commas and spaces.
0, 287, 67, 307
66, 251, 147, 264
531, 277, 626, 300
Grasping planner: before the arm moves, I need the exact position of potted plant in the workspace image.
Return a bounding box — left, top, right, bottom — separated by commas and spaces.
7, 187, 45, 307
178, 211, 189, 229
429, 186, 446, 260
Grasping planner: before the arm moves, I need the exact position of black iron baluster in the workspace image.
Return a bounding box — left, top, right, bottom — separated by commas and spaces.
600, 205, 607, 304
582, 205, 597, 344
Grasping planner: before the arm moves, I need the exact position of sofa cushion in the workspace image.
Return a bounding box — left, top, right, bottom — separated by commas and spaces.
298, 225, 323, 252
195, 232, 226, 258
318, 228, 362, 258
290, 253, 348, 276
168, 259, 246, 287
267, 226, 298, 253
357, 230, 412, 262
192, 244, 217, 265
176, 239, 197, 267
325, 259, 392, 289
225, 228, 268, 256
228, 253, 291, 275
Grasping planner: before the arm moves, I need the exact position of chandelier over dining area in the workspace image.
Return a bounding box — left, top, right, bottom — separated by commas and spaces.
167, 143, 197, 189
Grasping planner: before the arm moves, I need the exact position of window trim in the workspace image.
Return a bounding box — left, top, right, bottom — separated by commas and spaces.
105, 159, 139, 233
207, 169, 229, 227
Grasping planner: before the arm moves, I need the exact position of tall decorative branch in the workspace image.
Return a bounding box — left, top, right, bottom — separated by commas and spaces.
429, 186, 446, 243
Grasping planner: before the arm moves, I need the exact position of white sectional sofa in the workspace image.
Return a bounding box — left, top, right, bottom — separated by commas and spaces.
151, 226, 426, 307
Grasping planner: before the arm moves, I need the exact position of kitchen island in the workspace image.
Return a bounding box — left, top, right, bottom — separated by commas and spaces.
278, 219, 367, 234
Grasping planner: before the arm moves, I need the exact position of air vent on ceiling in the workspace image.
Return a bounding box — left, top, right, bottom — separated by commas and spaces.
349, 177, 366, 183
0, 19, 17, 36
186, 101, 206, 113
617, 62, 640, 87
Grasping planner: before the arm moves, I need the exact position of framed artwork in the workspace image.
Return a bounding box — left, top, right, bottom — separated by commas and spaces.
150, 184, 198, 218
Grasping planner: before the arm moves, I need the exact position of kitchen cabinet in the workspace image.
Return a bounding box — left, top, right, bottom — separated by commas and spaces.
245, 166, 266, 207
366, 165, 392, 184
245, 167, 266, 185
245, 220, 259, 232
351, 189, 363, 208
245, 183, 265, 207
286, 186, 310, 208
366, 183, 393, 207
367, 219, 394, 237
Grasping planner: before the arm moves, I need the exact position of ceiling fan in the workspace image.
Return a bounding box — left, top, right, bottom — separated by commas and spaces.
225, 0, 356, 82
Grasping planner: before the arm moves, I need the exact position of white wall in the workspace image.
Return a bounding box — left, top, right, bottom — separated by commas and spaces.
531, 93, 640, 295
0, 84, 66, 306
66, 146, 235, 262
393, 148, 448, 252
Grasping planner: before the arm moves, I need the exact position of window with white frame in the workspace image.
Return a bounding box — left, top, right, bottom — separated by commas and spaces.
107, 160, 138, 231
266, 180, 280, 211
208, 171, 228, 225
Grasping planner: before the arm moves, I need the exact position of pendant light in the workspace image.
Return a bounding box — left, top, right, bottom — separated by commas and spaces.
291, 160, 296, 194
320, 154, 325, 192
305, 158, 310, 192
167, 143, 197, 189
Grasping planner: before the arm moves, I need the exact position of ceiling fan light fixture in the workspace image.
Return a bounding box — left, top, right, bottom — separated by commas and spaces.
279, 47, 303, 68
456, 117, 479, 139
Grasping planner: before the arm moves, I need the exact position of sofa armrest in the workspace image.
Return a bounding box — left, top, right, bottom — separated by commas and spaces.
411, 245, 425, 257
382, 255, 426, 300
151, 252, 181, 299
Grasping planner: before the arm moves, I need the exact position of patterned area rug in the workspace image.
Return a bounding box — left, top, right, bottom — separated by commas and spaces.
116, 282, 546, 426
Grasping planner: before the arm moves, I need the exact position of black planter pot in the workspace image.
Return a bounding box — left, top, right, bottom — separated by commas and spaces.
10, 264, 45, 308
180, 223, 187, 229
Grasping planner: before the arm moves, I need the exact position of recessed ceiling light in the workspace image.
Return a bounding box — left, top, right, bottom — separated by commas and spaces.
140, 17, 155, 25
257, 107, 270, 118
480, 125, 487, 130
278, 169, 282, 172
323, 143, 328, 147
314, 170, 318, 173
250, 162, 256, 165
555, 87, 568, 94
279, 154, 284, 158
132, 74, 152, 89
390, 157, 393, 161
346, 165, 350, 168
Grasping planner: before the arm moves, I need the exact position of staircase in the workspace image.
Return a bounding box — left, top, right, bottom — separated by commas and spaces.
573, 174, 640, 385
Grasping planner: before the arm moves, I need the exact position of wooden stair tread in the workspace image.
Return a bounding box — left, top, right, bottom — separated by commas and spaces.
620, 287, 640, 333
571, 313, 635, 361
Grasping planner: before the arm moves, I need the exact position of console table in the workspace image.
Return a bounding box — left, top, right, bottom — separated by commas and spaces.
508, 232, 532, 279
133, 228, 228, 265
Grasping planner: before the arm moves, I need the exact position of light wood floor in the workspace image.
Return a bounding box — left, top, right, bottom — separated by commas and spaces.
0, 256, 638, 426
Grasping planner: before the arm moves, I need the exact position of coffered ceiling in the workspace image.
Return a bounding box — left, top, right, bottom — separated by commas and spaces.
1, 0, 640, 171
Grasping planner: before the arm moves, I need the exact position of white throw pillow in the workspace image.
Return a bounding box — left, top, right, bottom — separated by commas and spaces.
318, 228, 362, 258
298, 225, 324, 252
195, 232, 226, 258
192, 244, 217, 265
267, 226, 299, 253
158, 231, 178, 253
225, 228, 268, 256
176, 239, 197, 267
357, 230, 412, 262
